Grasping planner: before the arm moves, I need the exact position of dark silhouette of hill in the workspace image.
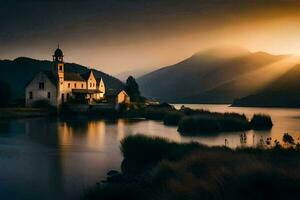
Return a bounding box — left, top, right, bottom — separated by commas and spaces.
0, 57, 124, 99
137, 46, 289, 103
232, 65, 300, 107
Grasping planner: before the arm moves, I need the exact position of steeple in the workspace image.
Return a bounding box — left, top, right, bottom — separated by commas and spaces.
53, 43, 64, 62
52, 45, 64, 83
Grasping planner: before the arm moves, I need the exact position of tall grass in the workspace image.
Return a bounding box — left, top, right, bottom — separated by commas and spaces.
85, 135, 300, 200
144, 108, 172, 120
163, 111, 184, 126
178, 114, 250, 134
120, 135, 207, 164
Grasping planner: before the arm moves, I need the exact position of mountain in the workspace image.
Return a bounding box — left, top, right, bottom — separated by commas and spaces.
115, 68, 155, 82
137, 46, 298, 103
232, 65, 300, 107
0, 57, 124, 99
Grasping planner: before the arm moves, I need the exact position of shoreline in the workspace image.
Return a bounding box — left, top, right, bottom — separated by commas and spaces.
84, 135, 300, 200
0, 107, 57, 120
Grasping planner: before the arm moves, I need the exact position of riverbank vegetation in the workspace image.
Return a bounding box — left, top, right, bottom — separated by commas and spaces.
142, 105, 273, 135
84, 134, 300, 200
0, 96, 273, 135
0, 107, 56, 119
250, 114, 273, 130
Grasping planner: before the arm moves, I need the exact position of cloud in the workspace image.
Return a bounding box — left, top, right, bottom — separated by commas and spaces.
2, 0, 300, 74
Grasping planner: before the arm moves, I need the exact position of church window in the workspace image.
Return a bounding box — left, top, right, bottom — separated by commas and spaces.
74, 83, 77, 88
61, 93, 65, 103
68, 83, 70, 88
48, 92, 51, 99
39, 82, 44, 90
29, 92, 33, 99
59, 65, 63, 71
67, 93, 70, 100
81, 84, 84, 88
90, 83, 92, 87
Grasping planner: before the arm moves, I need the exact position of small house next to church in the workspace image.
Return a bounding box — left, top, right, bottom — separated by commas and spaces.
25, 47, 129, 108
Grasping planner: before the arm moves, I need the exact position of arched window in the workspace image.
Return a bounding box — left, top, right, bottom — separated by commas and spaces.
61, 94, 65, 103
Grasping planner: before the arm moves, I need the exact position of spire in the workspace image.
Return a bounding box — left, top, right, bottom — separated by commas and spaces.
53, 44, 64, 62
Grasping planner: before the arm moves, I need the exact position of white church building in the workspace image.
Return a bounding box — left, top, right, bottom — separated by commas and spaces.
25, 47, 129, 107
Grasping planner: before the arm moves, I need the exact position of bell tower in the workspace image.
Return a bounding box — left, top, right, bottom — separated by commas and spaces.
52, 44, 64, 84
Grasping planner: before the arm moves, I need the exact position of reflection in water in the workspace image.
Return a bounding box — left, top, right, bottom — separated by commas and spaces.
117, 119, 125, 141
2, 105, 300, 199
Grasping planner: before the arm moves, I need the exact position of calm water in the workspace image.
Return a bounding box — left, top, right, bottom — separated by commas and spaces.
1, 104, 300, 199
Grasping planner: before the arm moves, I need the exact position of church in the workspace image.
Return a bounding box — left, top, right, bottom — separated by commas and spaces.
25, 47, 130, 107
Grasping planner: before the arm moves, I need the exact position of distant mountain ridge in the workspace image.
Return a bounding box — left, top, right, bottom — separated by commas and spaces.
232, 65, 300, 107
0, 57, 124, 99
137, 46, 299, 104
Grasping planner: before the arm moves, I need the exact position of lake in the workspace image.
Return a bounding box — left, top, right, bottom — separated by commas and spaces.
1, 104, 300, 199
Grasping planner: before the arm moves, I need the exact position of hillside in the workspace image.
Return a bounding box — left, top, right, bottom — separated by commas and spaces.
0, 57, 124, 99
232, 65, 300, 107
138, 47, 297, 103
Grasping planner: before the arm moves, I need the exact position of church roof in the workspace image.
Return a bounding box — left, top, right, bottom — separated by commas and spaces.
72, 89, 102, 94
42, 70, 58, 85
54, 48, 63, 57
25, 70, 58, 88
64, 72, 85, 81
81, 70, 93, 81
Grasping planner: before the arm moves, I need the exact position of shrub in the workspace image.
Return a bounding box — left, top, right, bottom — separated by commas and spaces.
120, 135, 206, 164
120, 135, 174, 164
178, 114, 250, 134
180, 107, 210, 116
85, 135, 300, 200
147, 102, 173, 109
144, 108, 171, 120
250, 114, 273, 130
283, 133, 295, 146
163, 111, 184, 126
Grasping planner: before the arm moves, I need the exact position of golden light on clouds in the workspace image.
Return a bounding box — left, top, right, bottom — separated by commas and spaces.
3, 1, 300, 74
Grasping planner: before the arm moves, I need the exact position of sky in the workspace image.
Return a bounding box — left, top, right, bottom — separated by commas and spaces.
2, 0, 300, 75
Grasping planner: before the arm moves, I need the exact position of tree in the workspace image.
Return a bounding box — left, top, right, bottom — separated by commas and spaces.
125, 76, 141, 102
0, 81, 11, 107
283, 133, 295, 146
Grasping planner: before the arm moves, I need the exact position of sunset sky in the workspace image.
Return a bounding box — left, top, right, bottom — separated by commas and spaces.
2, 0, 300, 74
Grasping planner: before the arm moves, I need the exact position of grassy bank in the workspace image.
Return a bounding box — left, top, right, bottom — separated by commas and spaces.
0, 107, 56, 119
142, 105, 273, 134
84, 135, 300, 200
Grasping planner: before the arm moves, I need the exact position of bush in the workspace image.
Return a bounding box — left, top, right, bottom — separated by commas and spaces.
120, 135, 206, 165
144, 108, 171, 120
85, 135, 300, 200
147, 102, 173, 109
120, 135, 173, 164
283, 133, 295, 145
178, 114, 250, 134
163, 111, 184, 126
250, 114, 273, 130
180, 107, 210, 116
